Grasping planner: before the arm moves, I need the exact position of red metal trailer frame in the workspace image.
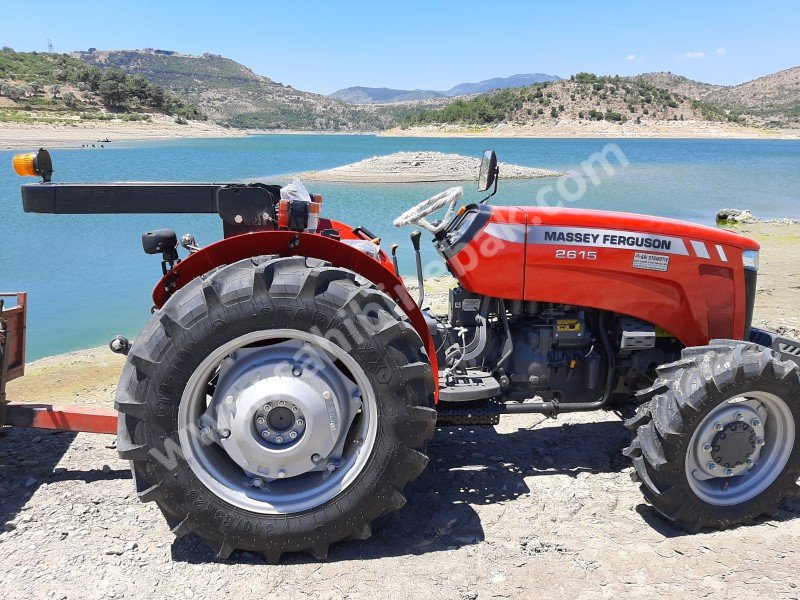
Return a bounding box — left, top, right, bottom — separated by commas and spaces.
0, 292, 118, 435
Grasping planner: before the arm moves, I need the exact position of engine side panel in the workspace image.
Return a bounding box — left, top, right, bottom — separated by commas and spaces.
522, 209, 756, 346
444, 206, 759, 347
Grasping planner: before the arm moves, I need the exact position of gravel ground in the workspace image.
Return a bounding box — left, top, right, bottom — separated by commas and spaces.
3, 224, 800, 599
2, 412, 798, 599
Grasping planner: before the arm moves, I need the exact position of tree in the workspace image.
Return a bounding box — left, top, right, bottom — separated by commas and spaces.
98, 71, 128, 108
146, 83, 166, 109
51, 85, 60, 99
125, 74, 150, 104
29, 80, 43, 95
63, 91, 78, 108
3, 83, 24, 101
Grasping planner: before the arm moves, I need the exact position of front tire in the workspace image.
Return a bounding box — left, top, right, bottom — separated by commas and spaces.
115, 255, 436, 561
625, 342, 800, 532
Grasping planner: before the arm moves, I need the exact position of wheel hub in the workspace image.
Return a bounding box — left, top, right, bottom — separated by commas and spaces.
690, 399, 766, 480
202, 339, 362, 481
254, 402, 305, 446
710, 422, 756, 470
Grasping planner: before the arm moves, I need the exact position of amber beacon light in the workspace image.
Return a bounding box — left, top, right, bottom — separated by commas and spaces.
12, 148, 53, 182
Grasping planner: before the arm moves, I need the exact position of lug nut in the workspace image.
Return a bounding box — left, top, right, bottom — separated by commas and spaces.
725, 468, 734, 476
277, 470, 286, 479
275, 436, 283, 444
752, 418, 761, 427
292, 406, 299, 413
256, 416, 266, 425
735, 412, 744, 421
714, 422, 724, 432
757, 438, 766, 447
278, 400, 286, 407
322, 391, 332, 400
220, 429, 231, 438
296, 419, 304, 427
747, 460, 755, 469
289, 431, 297, 439
225, 395, 234, 404
707, 461, 717, 471
261, 430, 270, 439
292, 367, 302, 377
702, 443, 713, 452
252, 478, 263, 488
311, 453, 322, 463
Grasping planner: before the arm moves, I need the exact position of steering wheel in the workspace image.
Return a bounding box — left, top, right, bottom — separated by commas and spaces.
392, 186, 464, 234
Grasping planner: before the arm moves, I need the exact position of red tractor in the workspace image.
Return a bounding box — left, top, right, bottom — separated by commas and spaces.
8, 149, 800, 561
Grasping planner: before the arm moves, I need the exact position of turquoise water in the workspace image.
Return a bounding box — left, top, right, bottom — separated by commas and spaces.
1, 135, 799, 360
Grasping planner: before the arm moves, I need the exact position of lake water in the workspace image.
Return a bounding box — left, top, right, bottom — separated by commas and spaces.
1, 135, 799, 360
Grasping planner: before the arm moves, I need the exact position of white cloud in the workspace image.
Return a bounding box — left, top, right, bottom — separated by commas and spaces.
716, 47, 727, 56
682, 51, 706, 59
625, 54, 638, 61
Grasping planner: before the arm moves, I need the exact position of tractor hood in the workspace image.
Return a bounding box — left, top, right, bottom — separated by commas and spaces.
510, 206, 760, 251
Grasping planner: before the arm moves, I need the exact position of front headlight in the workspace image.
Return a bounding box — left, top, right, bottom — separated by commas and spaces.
742, 250, 759, 271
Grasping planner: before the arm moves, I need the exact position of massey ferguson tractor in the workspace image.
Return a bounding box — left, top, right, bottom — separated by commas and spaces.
4, 148, 800, 562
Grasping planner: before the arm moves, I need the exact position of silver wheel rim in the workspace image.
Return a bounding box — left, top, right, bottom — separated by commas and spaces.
686, 391, 795, 506
177, 329, 378, 515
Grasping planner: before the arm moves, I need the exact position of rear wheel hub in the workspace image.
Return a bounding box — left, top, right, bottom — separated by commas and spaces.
205, 339, 362, 481
179, 330, 377, 514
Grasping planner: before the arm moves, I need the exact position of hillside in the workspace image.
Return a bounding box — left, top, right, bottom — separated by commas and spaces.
636, 68, 800, 127
73, 49, 419, 131
402, 73, 740, 128
0, 49, 203, 126
330, 73, 560, 104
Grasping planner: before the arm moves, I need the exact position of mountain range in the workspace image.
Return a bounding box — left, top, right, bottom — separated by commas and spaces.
4, 48, 793, 131
329, 73, 561, 104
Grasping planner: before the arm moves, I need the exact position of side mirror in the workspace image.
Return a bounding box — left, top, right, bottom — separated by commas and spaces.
477, 150, 498, 192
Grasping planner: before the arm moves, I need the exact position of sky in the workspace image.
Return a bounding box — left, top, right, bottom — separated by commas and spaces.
1, 0, 798, 94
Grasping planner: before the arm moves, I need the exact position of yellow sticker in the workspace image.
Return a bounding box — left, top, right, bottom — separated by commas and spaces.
556, 319, 581, 332
655, 326, 673, 338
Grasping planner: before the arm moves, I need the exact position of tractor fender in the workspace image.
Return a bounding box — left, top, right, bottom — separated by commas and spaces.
153, 231, 439, 400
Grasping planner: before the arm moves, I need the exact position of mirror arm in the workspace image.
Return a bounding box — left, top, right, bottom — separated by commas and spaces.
479, 166, 500, 205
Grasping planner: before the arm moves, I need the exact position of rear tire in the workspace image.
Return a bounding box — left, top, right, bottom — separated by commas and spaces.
115, 255, 436, 561
625, 342, 800, 532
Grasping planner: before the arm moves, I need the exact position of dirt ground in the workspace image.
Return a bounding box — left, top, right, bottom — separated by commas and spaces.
2, 222, 800, 599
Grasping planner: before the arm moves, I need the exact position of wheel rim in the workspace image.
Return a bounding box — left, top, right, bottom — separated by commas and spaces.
686, 391, 795, 506
177, 329, 378, 515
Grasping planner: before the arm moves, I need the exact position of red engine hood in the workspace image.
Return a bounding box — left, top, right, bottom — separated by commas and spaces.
504, 206, 760, 251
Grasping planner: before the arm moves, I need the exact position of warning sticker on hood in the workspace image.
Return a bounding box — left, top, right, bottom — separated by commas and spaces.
632, 252, 670, 271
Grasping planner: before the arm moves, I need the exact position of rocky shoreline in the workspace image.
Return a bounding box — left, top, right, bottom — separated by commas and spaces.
291, 151, 562, 183
717, 208, 800, 225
